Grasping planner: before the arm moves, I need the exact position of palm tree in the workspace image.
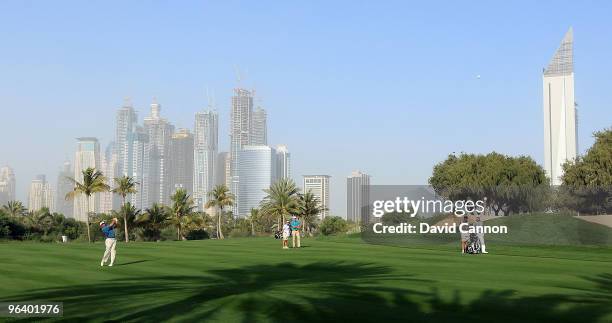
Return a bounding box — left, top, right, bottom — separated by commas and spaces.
112, 202, 140, 241
205, 185, 235, 240
248, 208, 258, 236
112, 176, 139, 242
298, 191, 326, 237
169, 188, 197, 240
135, 203, 169, 241
65, 168, 110, 243
2, 200, 27, 217
25, 208, 54, 237
260, 178, 301, 230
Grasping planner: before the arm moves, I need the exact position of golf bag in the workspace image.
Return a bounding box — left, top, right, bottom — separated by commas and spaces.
274, 230, 282, 240
465, 233, 482, 254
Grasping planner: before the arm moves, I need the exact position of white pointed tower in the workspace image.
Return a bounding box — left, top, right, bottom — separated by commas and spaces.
543, 27, 577, 185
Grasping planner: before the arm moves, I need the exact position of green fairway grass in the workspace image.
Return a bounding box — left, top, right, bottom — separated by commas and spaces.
1, 237, 611, 322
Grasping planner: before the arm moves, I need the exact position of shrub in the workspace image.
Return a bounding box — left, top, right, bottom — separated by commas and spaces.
160, 227, 177, 241
186, 229, 210, 240
319, 216, 348, 236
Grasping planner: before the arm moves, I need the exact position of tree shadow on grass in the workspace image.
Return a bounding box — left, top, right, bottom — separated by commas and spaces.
113, 260, 150, 266
3, 262, 612, 322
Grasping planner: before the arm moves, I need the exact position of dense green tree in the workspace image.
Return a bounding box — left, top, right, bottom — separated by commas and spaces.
561, 129, 612, 214
169, 188, 197, 240
135, 203, 170, 241
298, 191, 325, 236
65, 168, 110, 242
251, 206, 276, 233
205, 185, 235, 240
2, 200, 27, 217
179, 212, 208, 239
112, 175, 139, 242
381, 212, 416, 225
429, 152, 548, 215
60, 217, 82, 241
24, 208, 54, 237
319, 216, 348, 236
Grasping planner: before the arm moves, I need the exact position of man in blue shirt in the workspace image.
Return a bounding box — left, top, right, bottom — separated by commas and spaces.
290, 216, 301, 248
100, 218, 118, 266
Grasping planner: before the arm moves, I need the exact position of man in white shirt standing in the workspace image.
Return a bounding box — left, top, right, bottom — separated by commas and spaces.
474, 216, 488, 253
282, 220, 290, 249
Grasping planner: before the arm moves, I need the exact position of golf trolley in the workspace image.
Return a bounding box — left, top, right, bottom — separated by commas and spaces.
274, 230, 282, 240
464, 232, 482, 254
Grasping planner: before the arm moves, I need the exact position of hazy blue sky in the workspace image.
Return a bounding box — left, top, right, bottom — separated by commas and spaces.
1, 1, 610, 217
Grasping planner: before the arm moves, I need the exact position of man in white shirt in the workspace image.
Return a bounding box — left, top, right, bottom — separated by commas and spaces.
474, 216, 488, 253
282, 220, 290, 249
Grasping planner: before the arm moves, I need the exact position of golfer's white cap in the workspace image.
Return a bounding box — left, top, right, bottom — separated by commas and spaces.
99, 221, 105, 226
292, 215, 297, 219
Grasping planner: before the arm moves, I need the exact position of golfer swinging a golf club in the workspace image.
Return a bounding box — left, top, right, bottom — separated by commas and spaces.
100, 217, 118, 266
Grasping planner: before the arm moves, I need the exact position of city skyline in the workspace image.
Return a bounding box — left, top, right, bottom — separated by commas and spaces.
2, 2, 611, 217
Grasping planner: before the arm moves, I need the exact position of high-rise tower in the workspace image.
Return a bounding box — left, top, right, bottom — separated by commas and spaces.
100, 142, 118, 213
169, 128, 194, 196
73, 137, 101, 221
230, 89, 254, 212
347, 171, 370, 223
193, 110, 218, 209
275, 145, 291, 182
0, 166, 16, 205
251, 106, 267, 145
56, 161, 74, 218
237, 145, 276, 217
144, 100, 174, 206
115, 100, 138, 177
28, 175, 54, 212
303, 175, 331, 219
129, 126, 150, 209
543, 28, 577, 185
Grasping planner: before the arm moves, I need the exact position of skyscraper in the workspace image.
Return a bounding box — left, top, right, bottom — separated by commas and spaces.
130, 127, 150, 209
543, 28, 577, 186
28, 175, 54, 212
115, 101, 149, 209
347, 171, 370, 223
0, 166, 16, 205
56, 161, 74, 218
251, 106, 267, 145
230, 88, 254, 212
115, 101, 138, 178
303, 175, 330, 219
224, 154, 232, 189
238, 145, 276, 217
193, 110, 218, 209
275, 145, 291, 182
100, 142, 118, 214
169, 128, 194, 196
215, 152, 229, 187
74, 137, 101, 221
144, 100, 174, 206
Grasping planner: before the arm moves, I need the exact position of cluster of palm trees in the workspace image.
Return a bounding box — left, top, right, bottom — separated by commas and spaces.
65, 167, 235, 243
1, 201, 81, 241
258, 178, 326, 236
4, 168, 326, 242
